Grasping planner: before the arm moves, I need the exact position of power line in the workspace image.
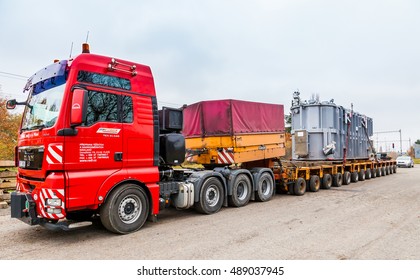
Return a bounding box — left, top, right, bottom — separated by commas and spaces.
0, 71, 29, 81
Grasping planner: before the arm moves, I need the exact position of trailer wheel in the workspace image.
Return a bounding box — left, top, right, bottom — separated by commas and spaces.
308, 175, 321, 192
389, 166, 393, 174
358, 170, 365, 181
322, 174, 332, 189
195, 177, 224, 214
376, 168, 381, 177
294, 178, 306, 196
255, 172, 275, 202
365, 168, 371, 179
333, 173, 342, 187
351, 171, 359, 182
393, 165, 397, 173
343, 171, 351, 185
371, 168, 377, 178
100, 184, 149, 234
228, 174, 252, 207
386, 166, 390, 175
381, 167, 386, 176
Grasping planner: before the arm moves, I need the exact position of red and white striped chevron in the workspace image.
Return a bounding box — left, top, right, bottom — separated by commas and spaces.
46, 143, 63, 164
217, 148, 234, 164
34, 188, 65, 220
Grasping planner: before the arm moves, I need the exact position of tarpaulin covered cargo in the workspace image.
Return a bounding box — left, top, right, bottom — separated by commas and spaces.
183, 99, 284, 137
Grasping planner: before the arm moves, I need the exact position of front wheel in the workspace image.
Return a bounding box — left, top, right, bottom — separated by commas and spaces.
195, 177, 224, 214
100, 184, 149, 234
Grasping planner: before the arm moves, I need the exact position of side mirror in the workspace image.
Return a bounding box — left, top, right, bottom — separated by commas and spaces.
70, 89, 88, 126
6, 99, 17, 110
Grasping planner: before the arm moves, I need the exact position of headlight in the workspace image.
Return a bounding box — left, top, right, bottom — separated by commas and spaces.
45, 198, 62, 207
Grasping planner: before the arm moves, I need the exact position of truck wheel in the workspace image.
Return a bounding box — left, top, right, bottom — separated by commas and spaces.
255, 172, 275, 202
358, 170, 365, 181
393, 165, 397, 173
322, 174, 332, 189
365, 168, 371, 179
309, 175, 320, 192
376, 168, 381, 177
381, 167, 386, 176
343, 171, 351, 185
371, 168, 377, 178
100, 184, 149, 234
228, 174, 251, 207
195, 177, 224, 214
351, 171, 359, 182
294, 178, 306, 196
386, 166, 391, 175
333, 173, 342, 187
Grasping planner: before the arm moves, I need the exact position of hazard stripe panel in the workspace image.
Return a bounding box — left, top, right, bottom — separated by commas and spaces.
217, 149, 234, 164
46, 144, 63, 164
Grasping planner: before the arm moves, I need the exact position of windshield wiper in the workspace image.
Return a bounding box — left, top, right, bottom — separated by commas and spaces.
21, 124, 46, 131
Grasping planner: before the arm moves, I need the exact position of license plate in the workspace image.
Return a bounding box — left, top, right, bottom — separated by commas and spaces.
19, 160, 26, 168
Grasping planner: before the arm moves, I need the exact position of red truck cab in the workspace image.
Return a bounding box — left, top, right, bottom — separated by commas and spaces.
10, 50, 162, 233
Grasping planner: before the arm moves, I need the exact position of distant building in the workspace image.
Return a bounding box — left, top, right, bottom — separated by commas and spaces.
415, 144, 420, 159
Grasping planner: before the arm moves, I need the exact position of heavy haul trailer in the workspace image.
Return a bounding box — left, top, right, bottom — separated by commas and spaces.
279, 159, 397, 195
7, 44, 287, 234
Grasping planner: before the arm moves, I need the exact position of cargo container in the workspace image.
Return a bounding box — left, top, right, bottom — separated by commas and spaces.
184, 99, 286, 166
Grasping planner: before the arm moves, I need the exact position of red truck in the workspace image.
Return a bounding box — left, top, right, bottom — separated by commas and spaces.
7, 45, 285, 234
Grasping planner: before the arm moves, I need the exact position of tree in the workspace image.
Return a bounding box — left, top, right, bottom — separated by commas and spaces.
0, 98, 22, 160
415, 139, 420, 145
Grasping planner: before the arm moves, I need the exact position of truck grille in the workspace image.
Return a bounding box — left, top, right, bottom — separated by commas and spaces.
18, 146, 44, 170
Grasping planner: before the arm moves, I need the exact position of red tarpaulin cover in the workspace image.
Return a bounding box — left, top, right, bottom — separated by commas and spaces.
183, 99, 284, 137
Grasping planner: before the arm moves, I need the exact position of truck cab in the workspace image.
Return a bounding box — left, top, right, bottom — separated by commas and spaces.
9, 49, 162, 233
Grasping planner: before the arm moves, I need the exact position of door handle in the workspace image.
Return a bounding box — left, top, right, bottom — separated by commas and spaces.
114, 152, 123, 162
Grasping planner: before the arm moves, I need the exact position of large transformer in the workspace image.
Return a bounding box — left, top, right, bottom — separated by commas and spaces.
291, 92, 373, 161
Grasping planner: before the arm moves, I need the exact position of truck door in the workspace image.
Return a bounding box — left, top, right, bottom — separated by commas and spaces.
64, 89, 123, 209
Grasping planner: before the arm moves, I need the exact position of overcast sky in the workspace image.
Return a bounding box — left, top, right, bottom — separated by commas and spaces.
0, 0, 419, 152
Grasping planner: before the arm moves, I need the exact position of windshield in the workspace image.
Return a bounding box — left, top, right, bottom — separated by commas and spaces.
21, 60, 67, 131
21, 83, 65, 131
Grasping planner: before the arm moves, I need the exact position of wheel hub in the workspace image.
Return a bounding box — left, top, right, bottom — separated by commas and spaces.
118, 196, 141, 224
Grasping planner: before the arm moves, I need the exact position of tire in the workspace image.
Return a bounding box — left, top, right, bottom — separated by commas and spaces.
333, 173, 343, 187
195, 177, 224, 214
365, 168, 371, 179
386, 166, 390, 175
343, 171, 351, 185
351, 171, 359, 182
294, 178, 306, 196
228, 174, 252, 207
371, 168, 377, 178
309, 175, 321, 192
255, 172, 275, 202
100, 184, 149, 234
381, 167, 386, 176
358, 170, 365, 181
288, 182, 295, 195
322, 174, 332, 189
393, 165, 397, 173
389, 166, 393, 174
376, 168, 381, 177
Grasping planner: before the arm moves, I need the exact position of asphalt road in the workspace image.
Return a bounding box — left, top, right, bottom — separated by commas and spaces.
0, 167, 419, 260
